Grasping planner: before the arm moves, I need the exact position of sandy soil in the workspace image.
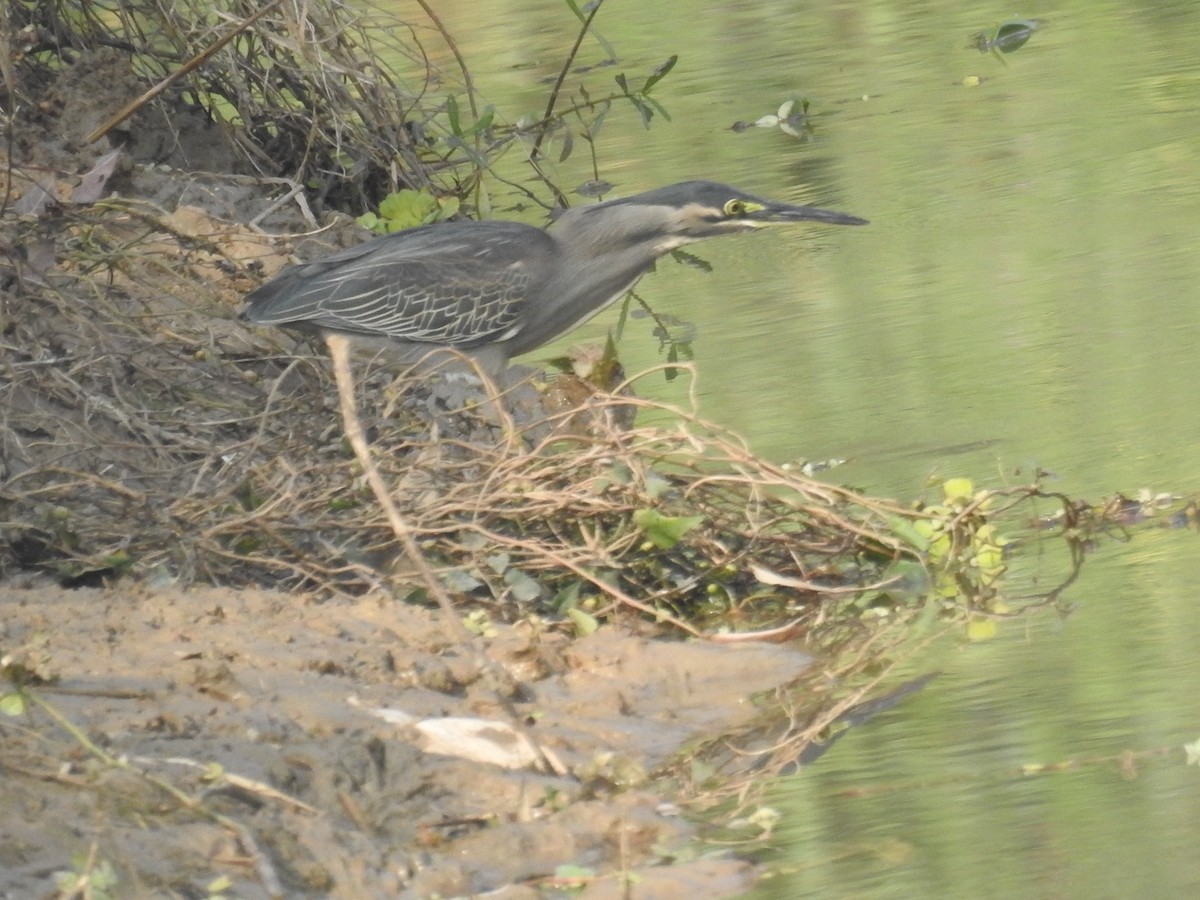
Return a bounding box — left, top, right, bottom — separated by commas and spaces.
1, 579, 812, 897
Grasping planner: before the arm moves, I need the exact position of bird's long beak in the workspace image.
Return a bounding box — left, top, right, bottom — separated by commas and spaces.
751, 200, 868, 227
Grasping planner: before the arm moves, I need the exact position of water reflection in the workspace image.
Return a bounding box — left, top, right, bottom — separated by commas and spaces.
747, 528, 1200, 899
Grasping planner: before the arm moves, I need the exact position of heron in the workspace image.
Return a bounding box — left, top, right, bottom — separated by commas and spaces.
240, 180, 867, 373
238, 181, 866, 630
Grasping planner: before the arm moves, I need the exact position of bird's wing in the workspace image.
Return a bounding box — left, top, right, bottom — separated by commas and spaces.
243, 221, 556, 348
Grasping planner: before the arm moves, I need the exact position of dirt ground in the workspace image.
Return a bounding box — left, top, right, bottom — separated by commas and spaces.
1, 579, 814, 898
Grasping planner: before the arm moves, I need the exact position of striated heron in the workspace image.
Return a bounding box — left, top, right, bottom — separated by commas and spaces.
238, 182, 866, 624
241, 180, 867, 372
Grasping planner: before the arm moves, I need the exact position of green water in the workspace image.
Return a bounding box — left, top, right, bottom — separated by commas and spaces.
382, 2, 1200, 895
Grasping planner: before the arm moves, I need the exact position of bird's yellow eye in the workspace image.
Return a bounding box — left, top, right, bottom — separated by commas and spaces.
724, 198, 747, 217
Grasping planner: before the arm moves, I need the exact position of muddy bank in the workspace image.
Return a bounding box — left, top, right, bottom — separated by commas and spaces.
1, 580, 815, 897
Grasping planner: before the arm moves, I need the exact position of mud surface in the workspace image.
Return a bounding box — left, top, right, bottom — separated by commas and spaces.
1, 580, 811, 897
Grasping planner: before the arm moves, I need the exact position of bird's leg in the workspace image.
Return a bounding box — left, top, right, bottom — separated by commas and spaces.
455, 350, 526, 454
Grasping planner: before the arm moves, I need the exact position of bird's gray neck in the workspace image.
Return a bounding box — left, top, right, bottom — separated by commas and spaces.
504, 203, 678, 356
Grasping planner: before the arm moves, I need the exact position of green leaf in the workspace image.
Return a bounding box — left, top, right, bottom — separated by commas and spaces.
614, 294, 630, 339
605, 461, 634, 484
378, 189, 440, 230
469, 105, 495, 136
642, 95, 672, 122
966, 616, 998, 641
567, 607, 599, 636
504, 567, 545, 603
103, 550, 132, 574
632, 96, 653, 128
942, 477, 975, 505
0, 692, 26, 716
633, 508, 703, 549
551, 580, 583, 612
462, 609, 495, 637
587, 104, 609, 138
993, 19, 1039, 53
642, 55, 677, 93
885, 513, 930, 552
975, 545, 1004, 572
562, 0, 617, 58
442, 568, 484, 592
